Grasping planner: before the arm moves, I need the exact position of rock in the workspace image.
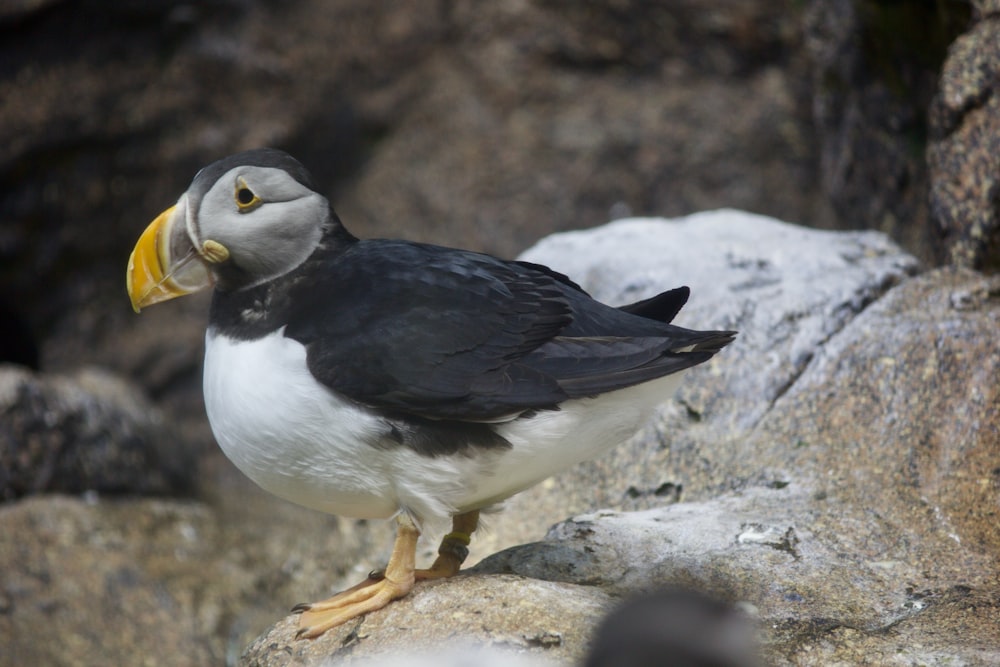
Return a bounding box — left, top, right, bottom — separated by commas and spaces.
0, 365, 197, 500
480, 487, 1000, 665
928, 5, 1000, 271
507, 210, 921, 520
242, 576, 610, 667
0, 496, 222, 666
803, 0, 970, 263
486, 222, 998, 664
0, 492, 369, 667
341, 2, 822, 260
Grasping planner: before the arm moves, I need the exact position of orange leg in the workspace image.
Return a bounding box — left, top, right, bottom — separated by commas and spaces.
293, 510, 480, 639
417, 510, 480, 580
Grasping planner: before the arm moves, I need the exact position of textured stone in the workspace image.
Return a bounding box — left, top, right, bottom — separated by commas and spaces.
0, 492, 372, 667
928, 11, 1000, 271
0, 365, 196, 500
803, 0, 970, 262
0, 496, 221, 666
488, 227, 997, 665
242, 576, 610, 667
507, 210, 920, 519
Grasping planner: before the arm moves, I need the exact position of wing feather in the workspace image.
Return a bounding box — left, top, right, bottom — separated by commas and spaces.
284, 240, 734, 421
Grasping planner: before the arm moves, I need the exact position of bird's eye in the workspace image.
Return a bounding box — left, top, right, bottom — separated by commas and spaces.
234, 178, 262, 212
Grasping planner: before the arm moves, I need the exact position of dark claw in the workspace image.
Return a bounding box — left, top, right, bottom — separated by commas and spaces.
291, 602, 311, 613
295, 627, 310, 639
368, 569, 385, 581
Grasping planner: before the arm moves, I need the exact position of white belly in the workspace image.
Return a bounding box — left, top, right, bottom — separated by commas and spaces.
203, 328, 682, 525
204, 328, 398, 518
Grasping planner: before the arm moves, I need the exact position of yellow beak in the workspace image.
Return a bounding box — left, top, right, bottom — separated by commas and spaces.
126, 203, 212, 312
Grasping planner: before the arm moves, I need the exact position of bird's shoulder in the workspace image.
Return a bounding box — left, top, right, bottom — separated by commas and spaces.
282, 240, 577, 418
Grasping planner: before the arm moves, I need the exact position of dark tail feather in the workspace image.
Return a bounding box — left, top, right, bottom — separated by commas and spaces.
619, 286, 690, 323
682, 330, 737, 354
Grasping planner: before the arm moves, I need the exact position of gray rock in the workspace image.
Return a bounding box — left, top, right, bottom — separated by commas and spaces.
492, 221, 998, 665
511, 210, 920, 515
0, 496, 222, 666
0, 365, 197, 500
803, 0, 970, 263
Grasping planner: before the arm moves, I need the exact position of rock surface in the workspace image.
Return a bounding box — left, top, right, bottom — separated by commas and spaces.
244, 576, 610, 667
928, 2, 1000, 271
0, 364, 196, 500
0, 492, 371, 667
802, 0, 970, 259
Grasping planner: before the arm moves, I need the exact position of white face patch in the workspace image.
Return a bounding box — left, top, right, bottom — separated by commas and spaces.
194, 166, 326, 285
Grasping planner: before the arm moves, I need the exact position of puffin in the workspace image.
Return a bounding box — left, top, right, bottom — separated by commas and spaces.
125, 148, 735, 639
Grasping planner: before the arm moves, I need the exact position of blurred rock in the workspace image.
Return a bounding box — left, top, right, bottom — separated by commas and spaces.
0, 496, 220, 666
928, 4, 1000, 271
0, 364, 196, 500
0, 492, 371, 667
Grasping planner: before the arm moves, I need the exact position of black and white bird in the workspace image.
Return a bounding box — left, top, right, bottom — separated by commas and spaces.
126, 149, 735, 639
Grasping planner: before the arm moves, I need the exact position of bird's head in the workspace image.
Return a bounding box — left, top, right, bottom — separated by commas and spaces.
126, 149, 333, 312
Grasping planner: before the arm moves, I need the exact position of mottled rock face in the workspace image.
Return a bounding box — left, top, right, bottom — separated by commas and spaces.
752, 267, 1000, 565
928, 10, 1000, 272
0, 365, 196, 500
803, 0, 970, 264
243, 576, 610, 667
489, 218, 999, 666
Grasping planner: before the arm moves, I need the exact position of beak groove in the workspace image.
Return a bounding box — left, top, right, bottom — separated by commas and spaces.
126, 203, 212, 312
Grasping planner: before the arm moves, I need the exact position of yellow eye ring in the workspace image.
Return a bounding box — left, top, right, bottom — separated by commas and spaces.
234, 178, 262, 212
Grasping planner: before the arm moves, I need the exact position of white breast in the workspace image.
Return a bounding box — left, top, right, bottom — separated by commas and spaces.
203, 327, 400, 518
203, 328, 683, 526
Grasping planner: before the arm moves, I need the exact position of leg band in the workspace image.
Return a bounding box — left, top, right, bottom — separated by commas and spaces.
437, 531, 472, 563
